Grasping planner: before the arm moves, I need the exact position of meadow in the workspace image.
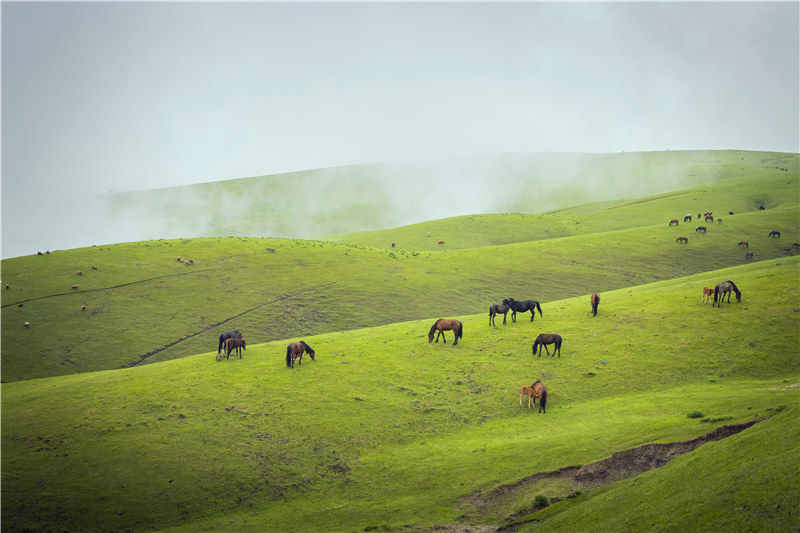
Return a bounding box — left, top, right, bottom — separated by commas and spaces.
1, 150, 799, 531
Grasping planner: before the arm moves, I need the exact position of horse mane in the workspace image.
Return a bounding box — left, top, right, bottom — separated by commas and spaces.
531, 379, 541, 388
301, 340, 315, 354
428, 320, 440, 340
727, 280, 741, 297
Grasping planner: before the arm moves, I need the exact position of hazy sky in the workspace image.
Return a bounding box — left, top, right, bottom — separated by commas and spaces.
2, 2, 799, 257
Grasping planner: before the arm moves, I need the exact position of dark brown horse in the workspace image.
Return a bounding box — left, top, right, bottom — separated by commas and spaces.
738, 241, 749, 248
489, 304, 509, 326
502, 298, 543, 323
704, 214, 714, 222
713, 280, 741, 307
286, 341, 316, 368
669, 219, 679, 226
676, 237, 688, 244
428, 319, 463, 345
520, 380, 548, 413
590, 292, 600, 317
218, 337, 246, 361
217, 331, 242, 354
532, 334, 562, 357
769, 230, 781, 238
696, 226, 707, 233
745, 251, 754, 260
683, 214, 692, 222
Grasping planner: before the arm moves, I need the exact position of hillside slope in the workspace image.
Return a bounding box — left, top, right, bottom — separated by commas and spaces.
2, 258, 798, 532
2, 198, 798, 381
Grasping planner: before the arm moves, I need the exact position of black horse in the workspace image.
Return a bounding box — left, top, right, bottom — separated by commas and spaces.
502, 298, 543, 322
489, 303, 509, 326
218, 331, 242, 353
713, 280, 741, 307
696, 226, 707, 233
769, 230, 781, 238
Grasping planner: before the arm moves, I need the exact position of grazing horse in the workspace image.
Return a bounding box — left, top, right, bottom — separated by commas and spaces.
218, 337, 246, 361
77, 270, 83, 276
704, 214, 714, 222
502, 298, 543, 323
218, 331, 242, 354
793, 243, 800, 248
713, 280, 741, 307
769, 230, 781, 238
286, 341, 316, 368
391, 242, 396, 249
684, 214, 692, 222
520, 380, 548, 413
676, 237, 688, 244
696, 226, 707, 233
738, 241, 749, 248
729, 211, 734, 215
428, 319, 463, 345
758, 206, 765, 210
702, 286, 714, 303
532, 333, 563, 358
590, 292, 600, 317
437, 241, 445, 246
489, 303, 509, 326
71, 285, 79, 290
717, 218, 722, 223
669, 219, 679, 226
745, 251, 754, 260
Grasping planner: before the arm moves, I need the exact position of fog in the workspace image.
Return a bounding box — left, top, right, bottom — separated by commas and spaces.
2, 2, 798, 258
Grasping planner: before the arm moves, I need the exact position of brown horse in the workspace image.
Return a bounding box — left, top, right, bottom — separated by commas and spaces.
676, 237, 688, 244
745, 251, 754, 260
590, 292, 600, 317
489, 304, 509, 326
428, 319, 463, 345
437, 241, 445, 246
520, 380, 548, 413
704, 214, 714, 222
695, 226, 707, 233
738, 241, 749, 248
218, 337, 246, 361
286, 341, 316, 368
702, 286, 714, 303
684, 214, 692, 222
669, 219, 679, 226
532, 334, 562, 357
713, 280, 741, 307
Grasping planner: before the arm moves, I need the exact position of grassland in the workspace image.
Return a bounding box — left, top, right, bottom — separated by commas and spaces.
2, 258, 798, 531
3, 169, 798, 382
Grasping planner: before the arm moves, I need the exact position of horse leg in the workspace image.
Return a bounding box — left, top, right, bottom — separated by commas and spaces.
543, 345, 550, 356
530, 311, 534, 322
503, 312, 507, 325
512, 311, 516, 323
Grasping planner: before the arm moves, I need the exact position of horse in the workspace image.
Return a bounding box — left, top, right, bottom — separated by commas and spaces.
76, 270, 83, 276
738, 241, 749, 248
676, 237, 688, 244
669, 219, 679, 226
729, 211, 734, 215
502, 298, 543, 322
286, 341, 316, 368
717, 218, 722, 223
489, 304, 509, 326
532, 333, 562, 358
758, 206, 765, 210
437, 241, 445, 246
218, 331, 242, 354
590, 292, 600, 317
793, 243, 800, 248
745, 251, 754, 260
769, 230, 781, 238
702, 286, 714, 303
713, 280, 741, 307
683, 214, 692, 222
704, 215, 714, 222
218, 337, 246, 361
71, 285, 79, 290
391, 243, 396, 249
428, 319, 463, 345
696, 226, 707, 233
520, 380, 548, 413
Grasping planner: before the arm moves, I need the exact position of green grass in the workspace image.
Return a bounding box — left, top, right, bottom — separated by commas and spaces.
3, 173, 798, 382
3, 258, 798, 532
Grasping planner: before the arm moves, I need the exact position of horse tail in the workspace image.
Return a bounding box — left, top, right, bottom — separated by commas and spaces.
303, 341, 315, 355
428, 320, 439, 342
286, 345, 292, 367
218, 335, 225, 353
535, 301, 542, 317
540, 389, 547, 413
456, 321, 463, 340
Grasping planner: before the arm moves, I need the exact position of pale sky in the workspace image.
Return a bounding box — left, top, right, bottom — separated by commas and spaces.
2, 2, 799, 257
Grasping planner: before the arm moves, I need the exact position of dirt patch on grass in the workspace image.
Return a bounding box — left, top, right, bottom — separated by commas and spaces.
460, 417, 769, 523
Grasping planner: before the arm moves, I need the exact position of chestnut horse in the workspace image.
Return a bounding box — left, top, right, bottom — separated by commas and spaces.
489, 304, 509, 326
702, 286, 714, 303
713, 280, 741, 307
590, 292, 600, 317
428, 319, 463, 345
520, 380, 548, 413
669, 219, 679, 226
676, 237, 688, 244
286, 341, 316, 368
533, 334, 562, 357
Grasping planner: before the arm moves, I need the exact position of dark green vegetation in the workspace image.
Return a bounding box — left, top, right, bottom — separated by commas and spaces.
2, 259, 798, 531
3, 158, 798, 382
2, 150, 799, 531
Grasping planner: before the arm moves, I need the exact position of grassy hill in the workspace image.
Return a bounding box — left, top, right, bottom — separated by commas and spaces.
2, 258, 798, 532
109, 150, 797, 242
3, 162, 799, 382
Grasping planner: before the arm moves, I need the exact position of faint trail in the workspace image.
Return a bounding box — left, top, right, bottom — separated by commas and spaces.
123, 282, 337, 367
0, 266, 248, 309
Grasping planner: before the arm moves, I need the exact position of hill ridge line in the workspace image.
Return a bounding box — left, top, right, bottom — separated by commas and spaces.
123, 282, 337, 367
